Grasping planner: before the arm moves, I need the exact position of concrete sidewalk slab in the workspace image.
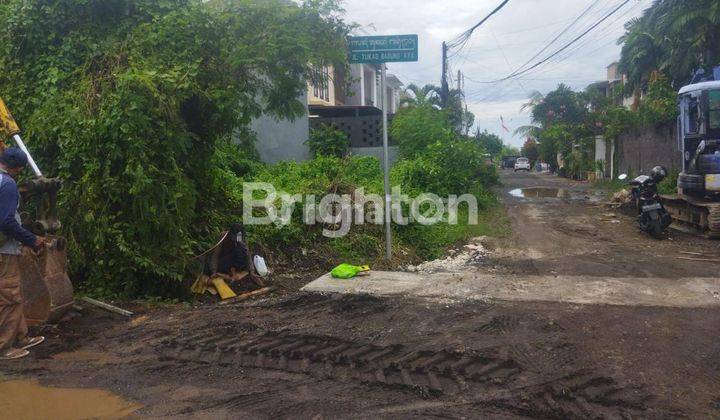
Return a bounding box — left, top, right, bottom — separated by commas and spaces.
301, 271, 720, 308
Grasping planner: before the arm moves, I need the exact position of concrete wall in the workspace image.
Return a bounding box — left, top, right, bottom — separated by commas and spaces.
616, 124, 682, 176
347, 65, 365, 106
249, 105, 310, 164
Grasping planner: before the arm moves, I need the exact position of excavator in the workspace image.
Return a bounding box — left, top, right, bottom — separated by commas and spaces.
661, 71, 720, 237
0, 97, 74, 325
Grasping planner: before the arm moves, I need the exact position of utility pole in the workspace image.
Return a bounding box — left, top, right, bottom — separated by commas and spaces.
441, 42, 449, 107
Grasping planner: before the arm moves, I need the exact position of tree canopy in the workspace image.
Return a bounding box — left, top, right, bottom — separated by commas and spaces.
0, 0, 350, 296
474, 128, 503, 156
619, 0, 720, 92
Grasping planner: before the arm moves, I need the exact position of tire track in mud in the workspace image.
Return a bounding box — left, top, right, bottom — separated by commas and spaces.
156, 330, 651, 417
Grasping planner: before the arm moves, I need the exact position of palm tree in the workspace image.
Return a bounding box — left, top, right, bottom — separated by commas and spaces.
618, 0, 720, 92
660, 0, 720, 83
618, 17, 665, 101
514, 124, 542, 139
400, 84, 441, 108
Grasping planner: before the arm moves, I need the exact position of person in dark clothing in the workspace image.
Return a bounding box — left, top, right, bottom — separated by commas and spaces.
0, 147, 46, 360
215, 224, 264, 288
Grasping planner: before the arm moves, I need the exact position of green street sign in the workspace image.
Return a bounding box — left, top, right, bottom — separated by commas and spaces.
348, 35, 419, 64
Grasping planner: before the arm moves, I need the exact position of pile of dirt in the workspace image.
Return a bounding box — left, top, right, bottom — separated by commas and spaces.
403, 237, 489, 274
612, 188, 632, 204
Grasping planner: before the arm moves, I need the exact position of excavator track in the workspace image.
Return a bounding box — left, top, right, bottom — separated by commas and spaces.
156, 329, 650, 417
661, 193, 720, 239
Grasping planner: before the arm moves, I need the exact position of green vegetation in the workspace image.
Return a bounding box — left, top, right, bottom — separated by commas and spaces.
400, 83, 475, 135
475, 129, 504, 157
517, 74, 679, 179
249, 151, 504, 265
658, 169, 680, 195
391, 105, 453, 158
252, 102, 503, 266
521, 138, 539, 166
306, 124, 350, 158
0, 0, 507, 298
517, 1, 720, 181
619, 0, 720, 97
0, 0, 349, 297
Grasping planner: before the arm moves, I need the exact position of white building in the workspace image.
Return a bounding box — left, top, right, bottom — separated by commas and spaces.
313, 63, 403, 113
250, 63, 404, 164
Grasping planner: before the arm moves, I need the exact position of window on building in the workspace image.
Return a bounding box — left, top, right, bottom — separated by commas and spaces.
321, 66, 330, 101
311, 65, 331, 102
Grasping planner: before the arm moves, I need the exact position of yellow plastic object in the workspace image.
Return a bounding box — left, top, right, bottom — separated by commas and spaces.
191, 275, 209, 295
0, 97, 20, 137
210, 277, 237, 300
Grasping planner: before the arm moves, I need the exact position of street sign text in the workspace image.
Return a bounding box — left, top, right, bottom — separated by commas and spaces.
348, 35, 418, 64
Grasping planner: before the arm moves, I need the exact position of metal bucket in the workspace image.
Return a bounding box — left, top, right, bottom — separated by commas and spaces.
19, 236, 74, 326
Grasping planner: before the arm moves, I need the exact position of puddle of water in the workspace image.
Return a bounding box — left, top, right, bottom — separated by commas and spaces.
0, 379, 141, 420
509, 188, 567, 198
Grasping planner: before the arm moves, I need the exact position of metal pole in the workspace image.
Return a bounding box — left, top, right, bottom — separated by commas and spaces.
12, 134, 42, 177
381, 64, 392, 260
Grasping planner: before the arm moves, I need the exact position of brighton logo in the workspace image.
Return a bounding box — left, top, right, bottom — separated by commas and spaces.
243, 183, 479, 238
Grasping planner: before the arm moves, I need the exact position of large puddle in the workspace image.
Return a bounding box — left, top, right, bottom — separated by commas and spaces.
509, 188, 568, 198
0, 379, 141, 419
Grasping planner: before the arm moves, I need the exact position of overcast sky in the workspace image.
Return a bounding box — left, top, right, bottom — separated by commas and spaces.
343, 0, 654, 148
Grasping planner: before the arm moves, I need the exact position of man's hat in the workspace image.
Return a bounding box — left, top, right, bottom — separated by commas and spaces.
0, 147, 29, 169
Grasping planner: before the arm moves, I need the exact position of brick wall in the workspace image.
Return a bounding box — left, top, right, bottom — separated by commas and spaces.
617, 124, 682, 176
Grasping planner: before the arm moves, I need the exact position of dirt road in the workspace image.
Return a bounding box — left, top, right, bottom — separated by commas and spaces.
2, 171, 719, 418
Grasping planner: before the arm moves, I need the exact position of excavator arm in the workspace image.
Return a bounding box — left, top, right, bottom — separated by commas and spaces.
0, 96, 43, 177
0, 96, 73, 325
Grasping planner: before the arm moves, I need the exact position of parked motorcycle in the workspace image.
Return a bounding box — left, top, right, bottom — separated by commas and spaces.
618, 166, 673, 239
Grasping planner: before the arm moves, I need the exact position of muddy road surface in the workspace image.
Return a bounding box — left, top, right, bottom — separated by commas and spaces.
2, 170, 720, 419
494, 170, 720, 279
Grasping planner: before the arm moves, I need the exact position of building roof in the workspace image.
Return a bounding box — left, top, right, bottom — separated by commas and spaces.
386, 74, 403, 88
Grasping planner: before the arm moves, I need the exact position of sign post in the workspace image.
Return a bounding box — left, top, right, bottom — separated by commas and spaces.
380, 63, 391, 260
348, 35, 418, 260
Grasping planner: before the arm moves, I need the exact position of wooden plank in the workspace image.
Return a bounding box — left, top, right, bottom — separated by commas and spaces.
219, 287, 274, 305
81, 297, 134, 317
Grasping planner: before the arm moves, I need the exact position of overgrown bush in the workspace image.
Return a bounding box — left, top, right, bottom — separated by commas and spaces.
249, 154, 503, 264
0, 0, 349, 296
306, 124, 350, 158
392, 139, 498, 198
637, 74, 677, 126
658, 169, 680, 195
390, 106, 454, 158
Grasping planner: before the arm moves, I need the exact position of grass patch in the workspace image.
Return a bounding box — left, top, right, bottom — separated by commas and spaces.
394, 201, 510, 260
593, 178, 625, 192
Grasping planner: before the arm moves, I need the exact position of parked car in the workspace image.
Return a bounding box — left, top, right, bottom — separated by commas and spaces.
514, 157, 531, 172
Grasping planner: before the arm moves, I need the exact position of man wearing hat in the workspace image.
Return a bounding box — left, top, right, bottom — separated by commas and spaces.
0, 147, 46, 360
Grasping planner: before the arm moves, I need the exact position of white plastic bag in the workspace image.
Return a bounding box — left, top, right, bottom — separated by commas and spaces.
253, 255, 269, 276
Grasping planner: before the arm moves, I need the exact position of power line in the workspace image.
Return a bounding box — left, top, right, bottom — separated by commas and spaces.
442, 0, 513, 105
466, 0, 627, 91
506, 0, 641, 83
481, 0, 624, 84
446, 0, 513, 53
493, 0, 631, 82
506, 0, 602, 81
459, 0, 621, 102
489, 25, 527, 93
